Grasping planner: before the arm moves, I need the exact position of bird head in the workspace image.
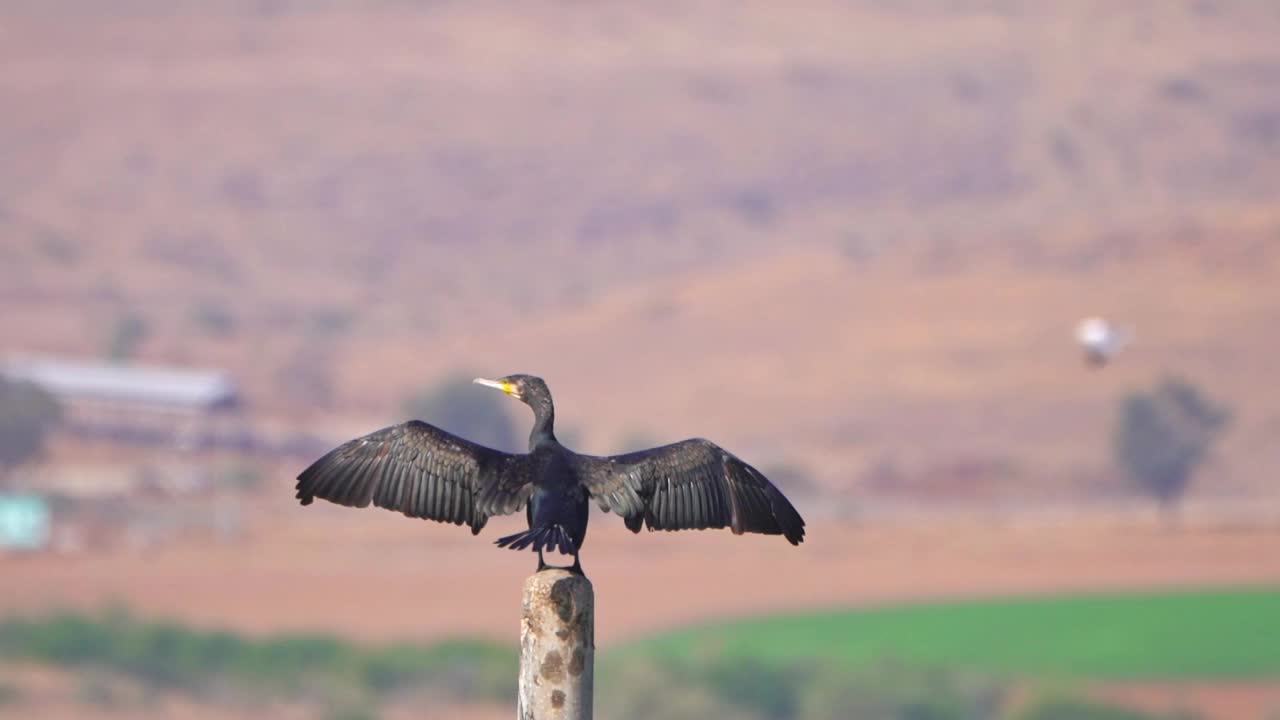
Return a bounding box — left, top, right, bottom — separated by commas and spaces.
473, 374, 548, 405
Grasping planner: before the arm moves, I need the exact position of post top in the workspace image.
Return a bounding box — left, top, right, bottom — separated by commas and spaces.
524, 568, 593, 620
523, 568, 593, 593
522, 569, 594, 649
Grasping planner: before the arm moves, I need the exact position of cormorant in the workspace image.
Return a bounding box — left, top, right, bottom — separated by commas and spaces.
295, 374, 805, 574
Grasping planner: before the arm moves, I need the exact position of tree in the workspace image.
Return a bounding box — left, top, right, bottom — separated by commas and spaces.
1112, 376, 1229, 514
105, 311, 149, 362
760, 461, 820, 498
0, 377, 63, 477
403, 372, 521, 453
277, 341, 336, 411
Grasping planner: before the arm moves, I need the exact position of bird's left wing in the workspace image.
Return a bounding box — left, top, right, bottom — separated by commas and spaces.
295, 420, 536, 534
572, 438, 806, 545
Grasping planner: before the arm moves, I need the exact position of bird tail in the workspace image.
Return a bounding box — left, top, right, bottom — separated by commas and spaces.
495, 525, 578, 555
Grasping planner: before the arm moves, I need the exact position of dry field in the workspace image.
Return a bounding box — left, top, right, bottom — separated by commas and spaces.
4, 503, 1278, 647
1092, 680, 1280, 720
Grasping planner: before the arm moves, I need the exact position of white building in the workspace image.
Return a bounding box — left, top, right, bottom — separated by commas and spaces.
2, 355, 242, 450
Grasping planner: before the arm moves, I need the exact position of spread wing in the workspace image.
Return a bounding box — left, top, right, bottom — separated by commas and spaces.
294, 420, 536, 534
573, 438, 806, 545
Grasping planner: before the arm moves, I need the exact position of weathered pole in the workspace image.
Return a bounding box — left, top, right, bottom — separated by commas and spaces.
518, 569, 594, 720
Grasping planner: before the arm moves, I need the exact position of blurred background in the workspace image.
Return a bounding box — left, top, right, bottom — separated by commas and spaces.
2, 1, 1279, 718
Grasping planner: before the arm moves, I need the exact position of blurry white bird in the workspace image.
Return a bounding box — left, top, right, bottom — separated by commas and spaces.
1076, 317, 1131, 367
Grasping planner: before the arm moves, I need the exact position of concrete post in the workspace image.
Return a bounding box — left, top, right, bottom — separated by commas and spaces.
518, 570, 594, 720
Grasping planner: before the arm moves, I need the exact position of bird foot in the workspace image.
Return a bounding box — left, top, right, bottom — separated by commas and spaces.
534, 560, 585, 576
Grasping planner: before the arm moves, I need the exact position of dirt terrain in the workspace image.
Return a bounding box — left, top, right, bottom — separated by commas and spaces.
1092, 680, 1280, 720
4, 503, 1278, 647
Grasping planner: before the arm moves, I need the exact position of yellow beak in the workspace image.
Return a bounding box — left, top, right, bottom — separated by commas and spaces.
473, 377, 518, 396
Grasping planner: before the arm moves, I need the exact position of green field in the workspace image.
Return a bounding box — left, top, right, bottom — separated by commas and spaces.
621, 587, 1280, 679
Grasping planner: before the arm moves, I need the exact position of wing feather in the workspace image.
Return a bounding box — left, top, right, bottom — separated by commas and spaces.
573, 438, 805, 545
295, 420, 535, 533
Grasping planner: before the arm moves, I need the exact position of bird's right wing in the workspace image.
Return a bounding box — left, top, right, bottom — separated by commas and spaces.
295, 420, 536, 534
573, 438, 806, 545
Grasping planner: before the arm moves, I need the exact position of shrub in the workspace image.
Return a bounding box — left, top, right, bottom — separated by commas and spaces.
0, 609, 514, 703
1112, 377, 1229, 513
105, 311, 149, 362
0, 377, 62, 473
404, 372, 520, 453
190, 301, 237, 337
1017, 695, 1200, 720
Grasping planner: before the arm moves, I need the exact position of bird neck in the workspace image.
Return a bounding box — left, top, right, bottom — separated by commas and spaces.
528, 403, 556, 449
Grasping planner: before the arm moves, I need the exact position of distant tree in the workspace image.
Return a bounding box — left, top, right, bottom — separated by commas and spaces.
189, 301, 237, 338
0, 678, 18, 706
1112, 377, 1230, 516
554, 424, 584, 450
277, 342, 336, 410
403, 372, 520, 453
105, 311, 149, 362
1016, 695, 1192, 720
761, 461, 820, 497
0, 377, 63, 477
306, 307, 354, 337
223, 463, 264, 492
322, 703, 379, 720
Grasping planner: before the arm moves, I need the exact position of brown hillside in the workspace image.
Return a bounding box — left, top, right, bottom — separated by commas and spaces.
2, 1, 1279, 491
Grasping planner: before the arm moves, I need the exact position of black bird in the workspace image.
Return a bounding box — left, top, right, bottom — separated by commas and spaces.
295, 374, 805, 575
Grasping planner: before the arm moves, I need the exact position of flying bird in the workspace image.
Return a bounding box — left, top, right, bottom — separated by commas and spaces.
1076, 317, 1131, 367
295, 374, 805, 575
